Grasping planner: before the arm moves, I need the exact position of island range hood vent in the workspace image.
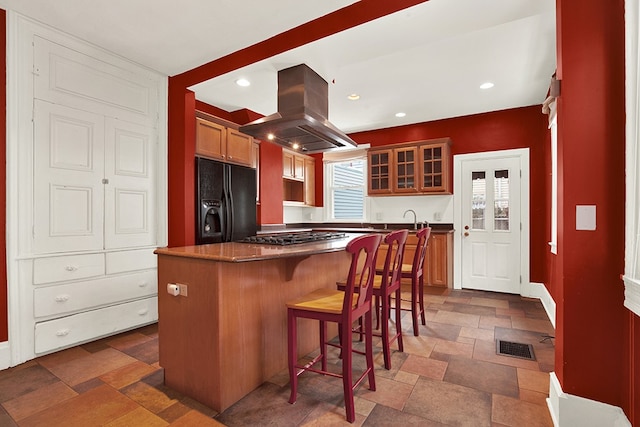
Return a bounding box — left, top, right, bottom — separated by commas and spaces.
239, 64, 357, 153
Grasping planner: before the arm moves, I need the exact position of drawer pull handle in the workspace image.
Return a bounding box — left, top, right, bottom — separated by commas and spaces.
138, 282, 148, 288
137, 309, 149, 316
56, 329, 70, 337
65, 265, 78, 272
54, 295, 70, 303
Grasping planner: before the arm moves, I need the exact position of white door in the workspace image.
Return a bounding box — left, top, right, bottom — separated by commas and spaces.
460, 156, 522, 293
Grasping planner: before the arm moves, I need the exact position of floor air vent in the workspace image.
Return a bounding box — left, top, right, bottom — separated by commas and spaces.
496, 340, 536, 361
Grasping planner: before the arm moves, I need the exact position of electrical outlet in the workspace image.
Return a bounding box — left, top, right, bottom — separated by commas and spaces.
167, 283, 180, 296
376, 212, 383, 220
434, 212, 442, 221
179, 283, 188, 296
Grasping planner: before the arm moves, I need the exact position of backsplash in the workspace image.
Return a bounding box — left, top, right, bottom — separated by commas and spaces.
283, 194, 454, 225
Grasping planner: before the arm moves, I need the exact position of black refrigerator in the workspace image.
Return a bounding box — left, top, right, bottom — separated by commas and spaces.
196, 157, 257, 244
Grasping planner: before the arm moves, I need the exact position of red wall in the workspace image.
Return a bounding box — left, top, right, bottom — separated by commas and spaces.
554, 0, 632, 419
350, 107, 548, 283
0, 9, 7, 342
167, 85, 196, 247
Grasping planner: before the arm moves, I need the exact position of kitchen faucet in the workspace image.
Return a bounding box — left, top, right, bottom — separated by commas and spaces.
403, 209, 417, 230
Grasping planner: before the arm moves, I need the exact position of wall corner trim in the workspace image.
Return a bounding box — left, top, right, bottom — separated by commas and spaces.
547, 373, 631, 427
528, 282, 556, 328
0, 341, 10, 370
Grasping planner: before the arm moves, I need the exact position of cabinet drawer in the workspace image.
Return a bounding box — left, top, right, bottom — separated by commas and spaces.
34, 270, 157, 318
33, 253, 105, 285
34, 296, 158, 354
106, 248, 157, 274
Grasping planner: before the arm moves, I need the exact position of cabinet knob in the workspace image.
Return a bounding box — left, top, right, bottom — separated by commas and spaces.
137, 308, 149, 316
65, 265, 78, 272
138, 282, 148, 288
56, 329, 70, 337
54, 294, 70, 303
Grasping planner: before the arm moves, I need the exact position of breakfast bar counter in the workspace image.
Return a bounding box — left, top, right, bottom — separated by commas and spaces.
154, 234, 361, 412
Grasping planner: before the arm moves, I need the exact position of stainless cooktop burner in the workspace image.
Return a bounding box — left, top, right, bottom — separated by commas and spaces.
240, 231, 347, 246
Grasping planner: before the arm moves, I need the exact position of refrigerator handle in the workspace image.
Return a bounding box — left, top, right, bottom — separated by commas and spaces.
226, 166, 234, 240
220, 192, 228, 242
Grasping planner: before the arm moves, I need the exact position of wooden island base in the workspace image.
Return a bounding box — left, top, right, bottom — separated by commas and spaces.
156, 248, 351, 412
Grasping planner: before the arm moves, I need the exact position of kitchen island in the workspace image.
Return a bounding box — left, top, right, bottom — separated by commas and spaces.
154, 234, 360, 412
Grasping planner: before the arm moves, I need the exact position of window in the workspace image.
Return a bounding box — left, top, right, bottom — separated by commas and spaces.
323, 147, 368, 222
326, 160, 366, 220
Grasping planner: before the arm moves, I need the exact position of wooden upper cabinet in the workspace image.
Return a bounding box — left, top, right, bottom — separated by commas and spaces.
368, 148, 393, 194
419, 139, 451, 193
294, 155, 305, 180
226, 128, 253, 166
367, 138, 452, 196
393, 146, 418, 193
196, 118, 225, 160
283, 149, 315, 206
283, 151, 295, 178
195, 116, 253, 167
304, 158, 315, 206
252, 141, 260, 204
282, 150, 305, 181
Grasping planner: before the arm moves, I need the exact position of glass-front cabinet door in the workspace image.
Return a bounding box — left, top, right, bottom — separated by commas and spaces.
419, 140, 451, 193
393, 146, 418, 193
368, 149, 393, 194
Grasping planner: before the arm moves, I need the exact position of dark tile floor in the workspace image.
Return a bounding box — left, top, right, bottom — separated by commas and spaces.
0, 287, 555, 426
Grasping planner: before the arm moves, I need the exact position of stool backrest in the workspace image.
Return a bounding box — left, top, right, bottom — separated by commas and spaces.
411, 227, 432, 279
343, 233, 382, 319
380, 229, 409, 292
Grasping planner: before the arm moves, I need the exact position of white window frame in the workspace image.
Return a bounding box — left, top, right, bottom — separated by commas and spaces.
549, 100, 558, 255
323, 146, 368, 222
624, 0, 640, 316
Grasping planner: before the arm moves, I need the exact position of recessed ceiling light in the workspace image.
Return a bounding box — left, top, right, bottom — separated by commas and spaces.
292, 142, 300, 150
235, 78, 251, 87
267, 133, 275, 140
347, 93, 360, 101
480, 82, 494, 89
395, 112, 406, 118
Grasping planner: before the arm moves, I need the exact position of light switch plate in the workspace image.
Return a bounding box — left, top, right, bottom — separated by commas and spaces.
576, 205, 596, 230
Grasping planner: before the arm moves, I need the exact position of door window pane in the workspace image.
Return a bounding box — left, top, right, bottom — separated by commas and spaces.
494, 169, 510, 231
472, 171, 486, 230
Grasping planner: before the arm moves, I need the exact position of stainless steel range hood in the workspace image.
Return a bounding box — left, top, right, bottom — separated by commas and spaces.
239, 64, 357, 153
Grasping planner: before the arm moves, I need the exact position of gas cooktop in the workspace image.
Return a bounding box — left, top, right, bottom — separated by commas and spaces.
240, 231, 347, 246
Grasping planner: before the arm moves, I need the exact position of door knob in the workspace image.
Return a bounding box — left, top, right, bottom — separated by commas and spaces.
464, 225, 470, 230
464, 232, 469, 237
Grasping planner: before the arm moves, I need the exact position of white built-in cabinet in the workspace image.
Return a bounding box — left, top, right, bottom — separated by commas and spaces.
6, 15, 167, 363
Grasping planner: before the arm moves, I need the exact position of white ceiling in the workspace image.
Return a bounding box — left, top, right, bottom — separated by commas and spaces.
1, 0, 556, 134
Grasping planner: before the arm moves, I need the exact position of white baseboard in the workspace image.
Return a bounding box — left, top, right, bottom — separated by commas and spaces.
0, 341, 10, 370
528, 281, 556, 328
547, 373, 631, 427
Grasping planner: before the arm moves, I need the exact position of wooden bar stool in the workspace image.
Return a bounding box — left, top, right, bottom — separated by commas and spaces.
338, 229, 408, 370
286, 233, 382, 423
398, 226, 431, 336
